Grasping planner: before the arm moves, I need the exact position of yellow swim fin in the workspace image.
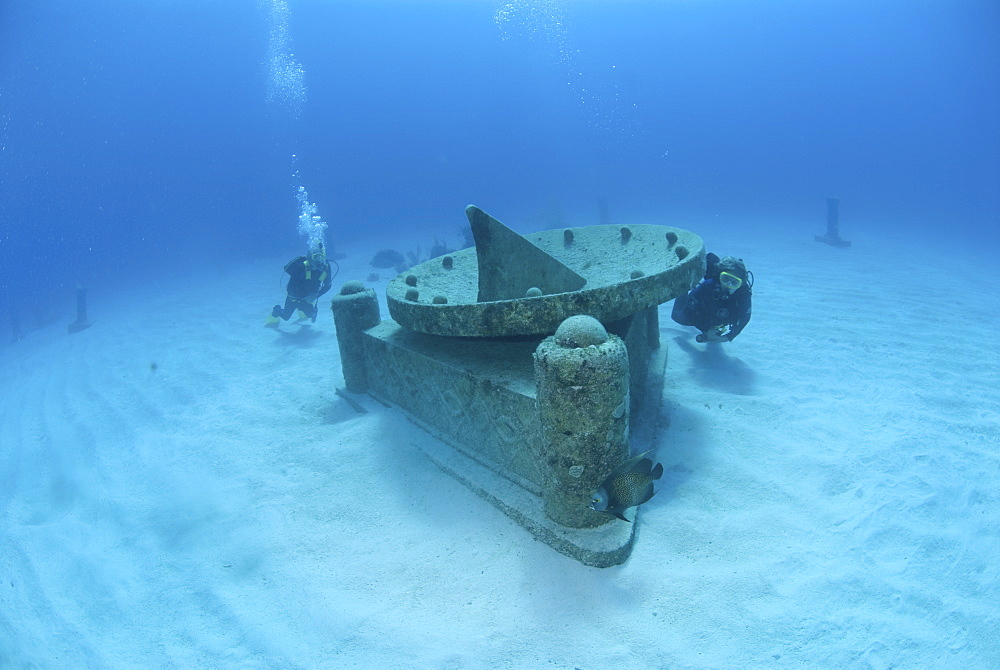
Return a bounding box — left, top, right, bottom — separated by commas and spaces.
264, 313, 280, 328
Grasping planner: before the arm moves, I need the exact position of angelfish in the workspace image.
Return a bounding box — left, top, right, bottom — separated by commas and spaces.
589, 451, 664, 522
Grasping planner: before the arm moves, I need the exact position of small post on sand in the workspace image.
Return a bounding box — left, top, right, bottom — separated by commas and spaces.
68, 284, 93, 334
815, 197, 851, 247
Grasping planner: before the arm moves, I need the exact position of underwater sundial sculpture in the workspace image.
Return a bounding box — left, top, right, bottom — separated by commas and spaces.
331, 206, 705, 566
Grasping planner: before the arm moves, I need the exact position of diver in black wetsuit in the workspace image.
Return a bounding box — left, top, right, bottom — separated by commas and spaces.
671, 253, 752, 343
267, 245, 335, 324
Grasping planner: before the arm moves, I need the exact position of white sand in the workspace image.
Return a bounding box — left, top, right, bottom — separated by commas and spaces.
1, 223, 997, 668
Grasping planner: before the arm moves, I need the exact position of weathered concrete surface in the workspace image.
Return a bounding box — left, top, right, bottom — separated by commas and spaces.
330, 283, 381, 393
362, 320, 545, 488
386, 209, 705, 337
467, 205, 587, 301
535, 317, 630, 529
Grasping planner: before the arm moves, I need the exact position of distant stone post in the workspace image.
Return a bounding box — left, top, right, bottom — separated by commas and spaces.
67, 284, 93, 334
534, 315, 630, 528
330, 281, 380, 393
815, 197, 851, 247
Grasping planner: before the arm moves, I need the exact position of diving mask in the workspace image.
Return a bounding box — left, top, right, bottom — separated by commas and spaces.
719, 271, 743, 292
308, 251, 326, 268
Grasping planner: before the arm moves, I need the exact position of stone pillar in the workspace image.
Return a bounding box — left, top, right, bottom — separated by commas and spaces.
826, 197, 841, 240
330, 281, 380, 393
534, 315, 630, 528
816, 197, 851, 247
68, 284, 93, 334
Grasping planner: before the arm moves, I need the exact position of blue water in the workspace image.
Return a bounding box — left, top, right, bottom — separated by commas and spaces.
2, 0, 998, 339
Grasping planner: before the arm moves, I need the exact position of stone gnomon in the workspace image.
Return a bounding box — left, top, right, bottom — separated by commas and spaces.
331, 206, 704, 566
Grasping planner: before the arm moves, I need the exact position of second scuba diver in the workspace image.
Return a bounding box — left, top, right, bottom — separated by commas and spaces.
671, 252, 752, 343
266, 244, 336, 325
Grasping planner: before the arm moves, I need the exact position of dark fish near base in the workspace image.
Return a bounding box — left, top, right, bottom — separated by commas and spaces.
589, 451, 664, 522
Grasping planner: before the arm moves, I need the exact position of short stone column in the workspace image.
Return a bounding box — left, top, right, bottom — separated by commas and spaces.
534, 315, 630, 528
330, 281, 380, 393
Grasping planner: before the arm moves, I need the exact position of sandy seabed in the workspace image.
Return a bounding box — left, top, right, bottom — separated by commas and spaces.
1, 220, 997, 669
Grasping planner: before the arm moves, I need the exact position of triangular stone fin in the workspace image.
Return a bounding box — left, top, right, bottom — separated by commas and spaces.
466, 205, 586, 302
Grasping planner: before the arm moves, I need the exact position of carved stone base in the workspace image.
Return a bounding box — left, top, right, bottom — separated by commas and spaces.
359, 309, 665, 567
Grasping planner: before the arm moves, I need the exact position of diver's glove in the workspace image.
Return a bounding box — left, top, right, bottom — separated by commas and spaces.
699, 326, 729, 343
694, 326, 733, 342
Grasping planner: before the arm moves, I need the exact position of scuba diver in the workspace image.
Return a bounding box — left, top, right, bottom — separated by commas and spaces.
671, 252, 752, 343
266, 244, 337, 326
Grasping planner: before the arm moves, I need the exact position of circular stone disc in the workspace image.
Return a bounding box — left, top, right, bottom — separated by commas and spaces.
386, 224, 705, 338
